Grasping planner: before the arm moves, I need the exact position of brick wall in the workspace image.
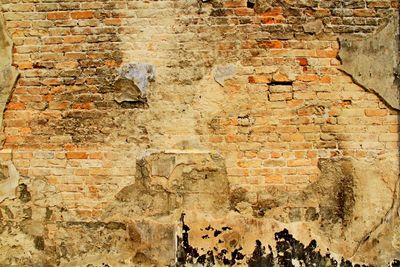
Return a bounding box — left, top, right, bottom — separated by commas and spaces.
0, 0, 399, 265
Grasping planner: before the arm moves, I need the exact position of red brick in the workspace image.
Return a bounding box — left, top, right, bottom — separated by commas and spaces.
7, 102, 25, 110
296, 74, 319, 82
258, 40, 283, 49
66, 152, 88, 159
248, 75, 271, 84
261, 7, 283, 16
47, 12, 69, 20
71, 11, 95, 19
316, 50, 338, 58
297, 57, 308, 66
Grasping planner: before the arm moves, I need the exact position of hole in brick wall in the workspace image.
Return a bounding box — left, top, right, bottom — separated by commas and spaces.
267, 81, 293, 86
247, 0, 255, 8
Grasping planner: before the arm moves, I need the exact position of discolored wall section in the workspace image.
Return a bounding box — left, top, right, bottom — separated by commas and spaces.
0, 0, 399, 266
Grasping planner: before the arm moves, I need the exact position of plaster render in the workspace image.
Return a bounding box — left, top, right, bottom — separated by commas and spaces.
339, 13, 400, 110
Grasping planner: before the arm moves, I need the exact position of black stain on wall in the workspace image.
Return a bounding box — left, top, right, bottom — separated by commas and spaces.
177, 214, 400, 266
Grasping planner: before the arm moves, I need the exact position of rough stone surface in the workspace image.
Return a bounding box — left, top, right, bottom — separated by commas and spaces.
303, 19, 324, 34
339, 13, 400, 110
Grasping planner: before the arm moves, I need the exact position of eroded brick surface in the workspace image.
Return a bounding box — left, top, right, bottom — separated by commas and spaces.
0, 0, 399, 266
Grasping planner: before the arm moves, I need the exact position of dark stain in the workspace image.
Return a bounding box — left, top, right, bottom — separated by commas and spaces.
86, 264, 111, 267
3, 206, 13, 219
62, 221, 126, 230
45, 207, 53, 220
214, 230, 222, 237
305, 207, 319, 221
267, 80, 293, 86
205, 225, 214, 231
247, 0, 255, 9
0, 171, 7, 181
210, 9, 227, 17
229, 187, 248, 211
391, 259, 400, 267
18, 183, 31, 203
128, 224, 142, 243
23, 207, 32, 220
34, 236, 45, 250
252, 199, 279, 218
132, 252, 155, 265
317, 159, 355, 228
247, 240, 274, 267
119, 101, 148, 109
176, 213, 400, 266
177, 214, 245, 266
246, 228, 370, 267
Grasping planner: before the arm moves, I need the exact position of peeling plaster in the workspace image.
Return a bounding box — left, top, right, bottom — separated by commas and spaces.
339, 13, 400, 110
213, 64, 236, 86
0, 150, 20, 203
0, 13, 19, 134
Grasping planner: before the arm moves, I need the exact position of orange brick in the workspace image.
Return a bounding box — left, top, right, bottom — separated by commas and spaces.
320, 76, 331, 84
104, 18, 121, 25
265, 174, 283, 184
20, 127, 31, 135
226, 134, 247, 143
234, 7, 254, 16
209, 136, 223, 143
296, 74, 319, 82
353, 9, 376, 17
47, 12, 69, 20
261, 16, 284, 24
287, 159, 312, 167
258, 40, 283, 49
18, 62, 33, 69
272, 72, 289, 82
365, 109, 388, 117
72, 103, 95, 110
271, 151, 281, 158
261, 7, 283, 16
223, 0, 246, 7
248, 75, 271, 84
316, 50, 338, 58
88, 152, 103, 159
71, 11, 95, 19
297, 57, 308, 66
307, 151, 317, 158
6, 102, 25, 110
289, 133, 305, 141
66, 152, 88, 159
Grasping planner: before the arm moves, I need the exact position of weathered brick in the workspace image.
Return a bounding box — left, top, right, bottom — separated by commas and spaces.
66, 152, 88, 159
365, 108, 388, 117
71, 11, 95, 19
47, 12, 69, 20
